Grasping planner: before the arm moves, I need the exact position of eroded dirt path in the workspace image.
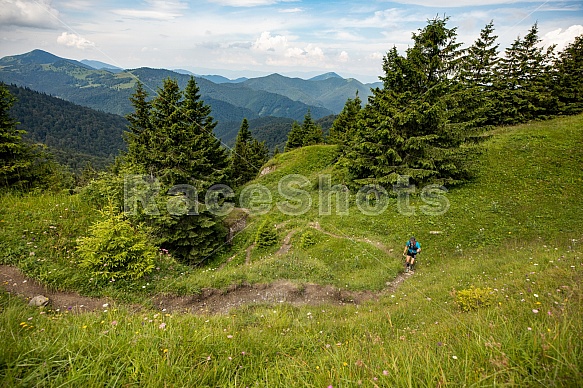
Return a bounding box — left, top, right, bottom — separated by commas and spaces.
1, 222, 409, 315
0, 265, 112, 313
1, 264, 411, 315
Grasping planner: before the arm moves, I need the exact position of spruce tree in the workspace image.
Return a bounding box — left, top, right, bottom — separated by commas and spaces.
345, 16, 478, 187
230, 118, 268, 185
284, 121, 305, 151
0, 84, 33, 188
284, 111, 323, 151
457, 21, 500, 126
554, 34, 583, 115
329, 93, 362, 150
124, 81, 153, 169
125, 77, 229, 265
301, 110, 324, 146
495, 23, 558, 123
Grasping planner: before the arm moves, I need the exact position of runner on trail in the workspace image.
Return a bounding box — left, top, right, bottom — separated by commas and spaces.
403, 236, 420, 272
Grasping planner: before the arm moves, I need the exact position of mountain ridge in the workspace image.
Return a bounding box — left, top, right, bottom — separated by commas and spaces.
0, 49, 378, 119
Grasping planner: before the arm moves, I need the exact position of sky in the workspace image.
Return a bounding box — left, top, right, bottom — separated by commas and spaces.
0, 0, 582, 83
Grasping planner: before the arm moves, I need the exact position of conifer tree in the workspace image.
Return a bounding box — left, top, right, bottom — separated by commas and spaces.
125, 76, 229, 265
284, 121, 304, 151
457, 21, 500, 126
495, 23, 558, 123
554, 34, 583, 115
284, 111, 323, 151
230, 118, 268, 185
345, 16, 478, 187
301, 110, 324, 146
124, 81, 152, 169
329, 93, 362, 150
0, 84, 33, 188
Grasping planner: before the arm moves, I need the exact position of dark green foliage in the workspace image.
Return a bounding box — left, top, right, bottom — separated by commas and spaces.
6, 84, 127, 171
329, 93, 362, 149
0, 84, 33, 188
284, 111, 324, 151
457, 21, 500, 127
493, 23, 558, 124
284, 122, 305, 152
0, 84, 70, 190
77, 210, 157, 281
554, 34, 583, 115
124, 77, 230, 265
255, 219, 278, 248
230, 118, 269, 186
345, 16, 479, 187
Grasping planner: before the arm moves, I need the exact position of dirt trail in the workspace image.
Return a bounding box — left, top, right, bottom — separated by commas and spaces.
0, 265, 111, 312
1, 264, 409, 315
0, 222, 409, 315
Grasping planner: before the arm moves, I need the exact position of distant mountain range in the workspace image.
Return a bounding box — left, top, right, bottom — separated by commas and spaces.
0, 49, 380, 170
0, 50, 380, 121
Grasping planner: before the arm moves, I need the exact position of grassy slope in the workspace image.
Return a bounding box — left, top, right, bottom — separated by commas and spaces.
1, 114, 582, 386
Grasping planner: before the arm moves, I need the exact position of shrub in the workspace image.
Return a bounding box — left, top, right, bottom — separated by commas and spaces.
255, 219, 278, 248
299, 230, 316, 249
454, 286, 495, 312
77, 211, 157, 281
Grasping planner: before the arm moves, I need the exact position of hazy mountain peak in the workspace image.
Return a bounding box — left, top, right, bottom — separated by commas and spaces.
9, 49, 62, 64
80, 59, 123, 71
309, 72, 343, 81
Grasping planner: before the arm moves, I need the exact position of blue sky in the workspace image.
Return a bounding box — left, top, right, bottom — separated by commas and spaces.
0, 0, 581, 82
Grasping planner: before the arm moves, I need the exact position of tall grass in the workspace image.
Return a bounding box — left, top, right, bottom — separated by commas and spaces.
1, 114, 583, 386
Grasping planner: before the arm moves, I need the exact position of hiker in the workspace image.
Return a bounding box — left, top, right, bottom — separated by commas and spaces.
403, 236, 420, 272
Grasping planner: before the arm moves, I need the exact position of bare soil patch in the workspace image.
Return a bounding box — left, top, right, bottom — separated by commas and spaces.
0, 265, 111, 313
1, 265, 409, 315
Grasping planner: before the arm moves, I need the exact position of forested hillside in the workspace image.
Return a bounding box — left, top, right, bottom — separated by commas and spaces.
6, 84, 127, 171
0, 50, 341, 121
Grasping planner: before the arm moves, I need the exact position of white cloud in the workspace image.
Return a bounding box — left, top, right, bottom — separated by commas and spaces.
280, 7, 302, 13
252, 31, 289, 51
389, 0, 552, 6
338, 50, 350, 62
208, 0, 277, 6
542, 25, 583, 51
56, 32, 95, 49
0, 0, 60, 29
112, 0, 187, 21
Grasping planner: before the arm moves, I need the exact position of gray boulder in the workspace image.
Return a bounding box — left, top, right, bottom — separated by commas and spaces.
29, 295, 49, 307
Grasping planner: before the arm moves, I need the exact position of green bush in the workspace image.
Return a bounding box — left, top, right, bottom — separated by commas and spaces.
77, 211, 157, 281
255, 219, 278, 248
454, 286, 495, 312
299, 230, 316, 249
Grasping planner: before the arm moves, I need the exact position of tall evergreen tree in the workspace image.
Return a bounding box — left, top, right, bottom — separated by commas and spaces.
230, 118, 268, 185
125, 77, 229, 265
495, 23, 558, 123
284, 111, 323, 151
329, 93, 362, 150
0, 84, 33, 188
230, 118, 252, 185
284, 121, 305, 151
345, 16, 479, 187
301, 110, 324, 146
457, 21, 500, 126
124, 81, 152, 168
554, 34, 583, 115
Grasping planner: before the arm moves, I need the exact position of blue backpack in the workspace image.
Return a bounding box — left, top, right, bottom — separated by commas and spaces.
407, 239, 419, 254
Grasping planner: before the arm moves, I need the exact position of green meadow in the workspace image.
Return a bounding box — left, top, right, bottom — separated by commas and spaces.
1, 114, 582, 387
